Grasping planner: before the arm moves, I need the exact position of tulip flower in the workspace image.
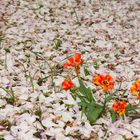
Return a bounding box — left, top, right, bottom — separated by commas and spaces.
112, 101, 127, 116
62, 78, 74, 91
63, 53, 83, 74
130, 81, 140, 99
93, 74, 114, 92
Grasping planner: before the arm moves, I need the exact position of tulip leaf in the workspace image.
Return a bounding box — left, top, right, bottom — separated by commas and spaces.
106, 83, 124, 102
84, 67, 90, 76
106, 93, 115, 102
106, 89, 119, 102
119, 90, 127, 98
126, 104, 140, 112
78, 101, 87, 118
78, 78, 95, 102
111, 111, 117, 123
86, 101, 103, 124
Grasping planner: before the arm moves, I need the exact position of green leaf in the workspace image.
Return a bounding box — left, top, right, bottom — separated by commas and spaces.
0, 36, 4, 43
54, 39, 62, 50
111, 111, 117, 123
78, 78, 95, 102
126, 104, 140, 112
86, 101, 103, 124
106, 94, 114, 102
93, 62, 99, 69
106, 82, 124, 102
106, 89, 121, 102
0, 135, 4, 140
78, 101, 87, 118
70, 91, 77, 100
10, 88, 15, 99
4, 47, 10, 53
105, 92, 117, 102
120, 90, 127, 98
35, 107, 42, 118
6, 97, 15, 105
84, 67, 90, 76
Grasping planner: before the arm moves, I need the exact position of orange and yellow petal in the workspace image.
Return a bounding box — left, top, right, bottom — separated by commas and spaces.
136, 81, 140, 87
112, 101, 127, 116
93, 74, 114, 92
67, 57, 75, 67
118, 110, 125, 116
101, 85, 109, 92
108, 82, 114, 90
130, 81, 140, 100
131, 84, 137, 94
63, 62, 69, 68
75, 60, 83, 67
93, 74, 104, 86
105, 74, 113, 81
136, 92, 140, 99
75, 53, 81, 62
75, 53, 83, 67
130, 80, 140, 94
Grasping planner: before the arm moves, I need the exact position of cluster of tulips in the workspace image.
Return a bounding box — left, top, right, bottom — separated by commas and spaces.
61, 53, 140, 123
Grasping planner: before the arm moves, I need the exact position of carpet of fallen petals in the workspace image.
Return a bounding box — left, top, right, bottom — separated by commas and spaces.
0, 0, 140, 140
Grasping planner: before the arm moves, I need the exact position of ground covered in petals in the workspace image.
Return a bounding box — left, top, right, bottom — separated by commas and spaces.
0, 0, 140, 140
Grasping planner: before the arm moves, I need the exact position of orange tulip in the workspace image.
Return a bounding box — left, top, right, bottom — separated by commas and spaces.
130, 81, 140, 99
63, 53, 83, 68
93, 74, 114, 92
62, 78, 74, 91
112, 101, 127, 116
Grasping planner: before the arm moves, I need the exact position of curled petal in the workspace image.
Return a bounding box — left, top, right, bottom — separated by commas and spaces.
67, 57, 75, 67
75, 53, 81, 62
63, 62, 69, 68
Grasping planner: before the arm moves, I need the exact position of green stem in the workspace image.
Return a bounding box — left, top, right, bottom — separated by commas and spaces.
29, 72, 34, 92
10, 88, 15, 99
73, 8, 81, 25
0, 87, 16, 103
102, 94, 107, 112
1, 87, 12, 97
4, 52, 7, 69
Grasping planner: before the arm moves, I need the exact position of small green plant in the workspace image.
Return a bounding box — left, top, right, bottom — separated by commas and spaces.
0, 86, 16, 105
93, 62, 100, 69
4, 47, 10, 69
54, 39, 62, 50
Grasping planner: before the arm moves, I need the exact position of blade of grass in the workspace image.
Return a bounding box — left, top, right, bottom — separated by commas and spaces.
30, 51, 56, 92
